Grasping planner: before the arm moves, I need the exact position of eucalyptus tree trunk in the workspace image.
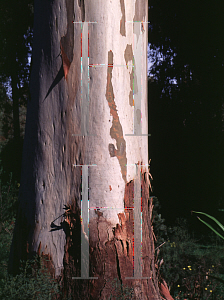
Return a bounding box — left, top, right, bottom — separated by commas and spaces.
9, 0, 161, 299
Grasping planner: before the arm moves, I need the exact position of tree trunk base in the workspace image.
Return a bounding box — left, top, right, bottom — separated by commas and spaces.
58, 170, 161, 299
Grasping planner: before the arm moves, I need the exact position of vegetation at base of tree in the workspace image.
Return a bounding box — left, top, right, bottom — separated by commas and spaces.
192, 210, 224, 241
1, 172, 224, 299
0, 157, 135, 299
0, 256, 61, 300
152, 196, 224, 299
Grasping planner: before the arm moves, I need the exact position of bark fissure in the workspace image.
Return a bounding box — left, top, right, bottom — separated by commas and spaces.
126, 240, 129, 257
99, 276, 106, 298
51, 234, 57, 255
78, 0, 85, 22
95, 214, 101, 253
120, 239, 124, 254
114, 241, 123, 290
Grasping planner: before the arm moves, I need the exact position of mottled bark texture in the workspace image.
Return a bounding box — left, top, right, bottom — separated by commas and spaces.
8, 0, 162, 299
59, 169, 161, 299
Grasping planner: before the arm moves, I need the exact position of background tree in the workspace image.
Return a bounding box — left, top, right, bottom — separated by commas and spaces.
9, 1, 162, 299
0, 0, 33, 183
148, 0, 224, 230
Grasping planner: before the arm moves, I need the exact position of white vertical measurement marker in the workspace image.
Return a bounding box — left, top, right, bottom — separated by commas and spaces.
72, 21, 97, 137
72, 164, 98, 280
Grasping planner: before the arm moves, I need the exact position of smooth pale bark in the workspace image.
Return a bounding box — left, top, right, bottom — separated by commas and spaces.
9, 0, 161, 299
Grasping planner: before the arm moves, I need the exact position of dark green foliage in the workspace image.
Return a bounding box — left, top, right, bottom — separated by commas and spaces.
151, 196, 168, 247
0, 161, 19, 280
0, 84, 26, 185
0, 256, 61, 300
0, 138, 24, 184
1, 170, 224, 299
152, 197, 224, 299
0, 170, 19, 222
0, 219, 15, 281
0, 157, 63, 300
0, 174, 61, 300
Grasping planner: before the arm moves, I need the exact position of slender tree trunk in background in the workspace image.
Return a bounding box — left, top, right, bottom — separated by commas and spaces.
11, 58, 20, 143
9, 0, 161, 298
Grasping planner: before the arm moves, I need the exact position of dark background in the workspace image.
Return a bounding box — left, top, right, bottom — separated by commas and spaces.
148, 0, 224, 236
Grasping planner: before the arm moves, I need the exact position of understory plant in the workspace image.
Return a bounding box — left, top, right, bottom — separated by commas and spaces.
0, 165, 19, 280
192, 211, 224, 241
0, 162, 62, 299
152, 199, 224, 299
0, 256, 61, 300
2, 165, 224, 299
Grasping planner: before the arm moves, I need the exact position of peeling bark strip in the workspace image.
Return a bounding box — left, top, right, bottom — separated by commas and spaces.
124, 44, 134, 106
60, 0, 75, 80
120, 0, 126, 36
106, 50, 127, 184
60, 171, 161, 299
60, 43, 71, 80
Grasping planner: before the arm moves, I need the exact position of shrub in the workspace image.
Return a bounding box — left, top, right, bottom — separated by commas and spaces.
0, 256, 61, 300
152, 200, 224, 299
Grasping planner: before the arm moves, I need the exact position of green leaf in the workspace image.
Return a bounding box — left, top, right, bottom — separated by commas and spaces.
192, 211, 224, 232
192, 211, 224, 240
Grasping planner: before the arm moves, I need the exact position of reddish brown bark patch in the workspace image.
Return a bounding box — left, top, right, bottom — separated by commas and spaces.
110, 170, 161, 299
60, 0, 75, 80
60, 43, 71, 80
159, 279, 174, 300
59, 169, 161, 299
9, 171, 161, 299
